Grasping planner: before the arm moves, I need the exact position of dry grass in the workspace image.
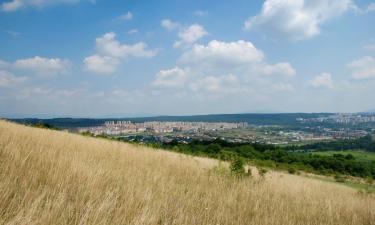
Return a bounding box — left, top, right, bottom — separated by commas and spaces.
0, 120, 374, 225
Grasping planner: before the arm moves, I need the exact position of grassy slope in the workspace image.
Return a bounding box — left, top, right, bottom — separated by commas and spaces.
0, 120, 374, 225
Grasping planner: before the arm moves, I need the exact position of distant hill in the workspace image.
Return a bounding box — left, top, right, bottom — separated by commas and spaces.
9, 113, 334, 128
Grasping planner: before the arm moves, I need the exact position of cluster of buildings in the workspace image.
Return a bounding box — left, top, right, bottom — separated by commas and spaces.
297, 113, 375, 124
78, 121, 248, 136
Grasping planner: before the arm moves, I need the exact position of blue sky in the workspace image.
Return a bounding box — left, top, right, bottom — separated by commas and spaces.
0, 0, 374, 117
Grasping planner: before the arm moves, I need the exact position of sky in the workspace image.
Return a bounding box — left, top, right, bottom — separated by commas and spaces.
0, 0, 375, 118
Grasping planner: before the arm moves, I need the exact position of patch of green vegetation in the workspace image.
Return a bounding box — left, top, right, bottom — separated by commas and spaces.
313, 150, 375, 161
29, 122, 59, 130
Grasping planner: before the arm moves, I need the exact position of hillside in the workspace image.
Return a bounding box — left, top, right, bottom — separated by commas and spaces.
0, 120, 374, 225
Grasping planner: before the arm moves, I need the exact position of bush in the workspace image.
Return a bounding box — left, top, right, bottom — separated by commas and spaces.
230, 157, 246, 177
288, 167, 297, 174
334, 175, 346, 183
366, 177, 374, 185
259, 168, 268, 178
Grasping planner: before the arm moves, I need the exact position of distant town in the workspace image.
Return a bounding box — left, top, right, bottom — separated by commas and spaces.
297, 113, 375, 124
72, 113, 375, 145
78, 121, 248, 135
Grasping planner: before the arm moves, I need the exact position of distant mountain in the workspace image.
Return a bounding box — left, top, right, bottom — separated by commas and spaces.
9, 113, 334, 128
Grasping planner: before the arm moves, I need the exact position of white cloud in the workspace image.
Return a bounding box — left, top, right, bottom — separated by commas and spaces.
127, 29, 138, 35
180, 40, 263, 67
258, 63, 296, 76
83, 54, 120, 75
190, 74, 240, 93
174, 24, 208, 48
244, 0, 356, 40
179, 40, 295, 76
83, 32, 157, 75
309, 72, 334, 89
152, 67, 190, 88
118, 11, 133, 21
152, 40, 296, 97
14, 56, 70, 76
161, 19, 180, 31
1, 0, 92, 12
96, 32, 157, 58
347, 56, 375, 79
0, 70, 27, 87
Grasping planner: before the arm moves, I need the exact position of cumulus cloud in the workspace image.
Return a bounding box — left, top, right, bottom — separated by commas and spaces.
244, 0, 356, 40
152, 67, 190, 88
14, 56, 70, 76
161, 19, 180, 31
190, 74, 240, 93
180, 40, 295, 76
174, 24, 208, 48
1, 0, 92, 12
83, 32, 157, 75
258, 63, 296, 76
83, 54, 120, 75
180, 40, 264, 66
0, 70, 27, 87
96, 32, 157, 58
309, 72, 334, 89
347, 56, 375, 79
152, 39, 296, 97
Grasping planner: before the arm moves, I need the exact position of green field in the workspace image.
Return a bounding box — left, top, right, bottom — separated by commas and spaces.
312, 150, 375, 162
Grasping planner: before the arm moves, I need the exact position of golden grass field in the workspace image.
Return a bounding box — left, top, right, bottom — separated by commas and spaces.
0, 120, 374, 225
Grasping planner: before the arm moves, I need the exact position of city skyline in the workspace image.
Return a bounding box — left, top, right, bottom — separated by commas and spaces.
1, 0, 375, 117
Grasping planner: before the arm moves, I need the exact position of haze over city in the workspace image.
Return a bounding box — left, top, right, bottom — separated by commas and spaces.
0, 0, 375, 117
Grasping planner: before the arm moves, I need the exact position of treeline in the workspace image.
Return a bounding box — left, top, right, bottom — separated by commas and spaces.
144, 139, 375, 179
286, 136, 375, 152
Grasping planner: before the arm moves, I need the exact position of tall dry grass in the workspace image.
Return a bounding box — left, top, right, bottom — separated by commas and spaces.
0, 120, 374, 225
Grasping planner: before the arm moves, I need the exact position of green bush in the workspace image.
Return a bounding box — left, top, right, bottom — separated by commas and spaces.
334, 175, 346, 183
288, 167, 297, 174
230, 157, 246, 177
259, 168, 268, 178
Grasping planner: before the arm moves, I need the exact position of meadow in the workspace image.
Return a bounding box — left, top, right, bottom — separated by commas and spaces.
0, 120, 374, 225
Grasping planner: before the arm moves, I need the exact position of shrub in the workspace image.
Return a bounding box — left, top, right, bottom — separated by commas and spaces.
288, 167, 297, 174
230, 157, 246, 177
366, 177, 374, 185
334, 175, 346, 183
259, 168, 268, 178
